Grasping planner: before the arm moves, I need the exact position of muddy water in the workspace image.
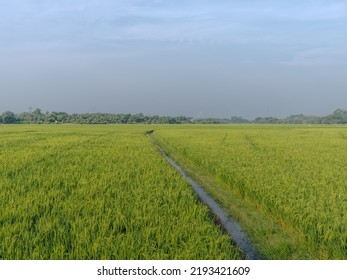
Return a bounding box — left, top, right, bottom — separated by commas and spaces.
147, 133, 263, 260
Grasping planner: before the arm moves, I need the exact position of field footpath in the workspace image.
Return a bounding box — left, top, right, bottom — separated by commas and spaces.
146, 130, 263, 260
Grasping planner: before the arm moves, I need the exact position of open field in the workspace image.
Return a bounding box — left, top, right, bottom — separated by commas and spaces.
0, 125, 242, 260
1, 124, 346, 260
153, 125, 347, 259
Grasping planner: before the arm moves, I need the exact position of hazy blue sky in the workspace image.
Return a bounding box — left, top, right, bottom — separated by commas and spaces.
1, 0, 346, 118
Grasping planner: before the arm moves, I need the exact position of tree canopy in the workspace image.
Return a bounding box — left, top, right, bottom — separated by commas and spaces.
1, 108, 347, 125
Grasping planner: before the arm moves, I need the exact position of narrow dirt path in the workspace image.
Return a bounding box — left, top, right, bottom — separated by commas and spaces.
147, 131, 264, 260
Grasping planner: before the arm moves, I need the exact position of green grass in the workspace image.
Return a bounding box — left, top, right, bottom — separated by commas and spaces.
153, 124, 347, 259
0, 125, 242, 260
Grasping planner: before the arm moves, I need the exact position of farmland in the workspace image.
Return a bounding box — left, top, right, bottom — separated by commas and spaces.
0, 125, 241, 260
1, 124, 346, 260
153, 125, 347, 259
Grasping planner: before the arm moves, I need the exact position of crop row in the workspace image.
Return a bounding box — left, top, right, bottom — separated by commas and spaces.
153, 125, 347, 259
0, 125, 241, 259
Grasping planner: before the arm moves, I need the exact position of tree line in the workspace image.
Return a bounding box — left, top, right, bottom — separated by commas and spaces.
1, 108, 347, 124
0, 109, 192, 124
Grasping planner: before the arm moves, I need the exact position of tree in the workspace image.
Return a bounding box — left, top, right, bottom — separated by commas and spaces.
230, 116, 250, 123
32, 108, 44, 123
1, 111, 17, 124
321, 109, 347, 124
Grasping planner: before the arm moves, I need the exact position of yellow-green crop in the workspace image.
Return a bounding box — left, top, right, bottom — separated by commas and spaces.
153, 125, 347, 259
0, 125, 241, 260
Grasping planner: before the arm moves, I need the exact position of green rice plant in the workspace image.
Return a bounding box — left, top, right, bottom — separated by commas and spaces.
0, 125, 241, 260
153, 125, 347, 259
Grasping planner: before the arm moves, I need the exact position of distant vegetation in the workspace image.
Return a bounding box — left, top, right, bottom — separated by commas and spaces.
0, 109, 192, 124
1, 108, 347, 124
191, 109, 347, 124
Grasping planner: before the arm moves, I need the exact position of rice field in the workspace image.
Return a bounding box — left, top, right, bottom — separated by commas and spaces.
153, 125, 347, 259
1, 124, 346, 260
0, 125, 242, 260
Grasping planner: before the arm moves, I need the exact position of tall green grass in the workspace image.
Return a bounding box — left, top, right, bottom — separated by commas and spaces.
0, 125, 241, 260
153, 125, 347, 259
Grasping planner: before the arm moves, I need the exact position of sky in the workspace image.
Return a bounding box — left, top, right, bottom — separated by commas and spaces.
0, 0, 346, 119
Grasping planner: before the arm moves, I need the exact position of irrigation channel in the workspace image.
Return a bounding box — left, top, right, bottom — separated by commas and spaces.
146, 131, 263, 260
